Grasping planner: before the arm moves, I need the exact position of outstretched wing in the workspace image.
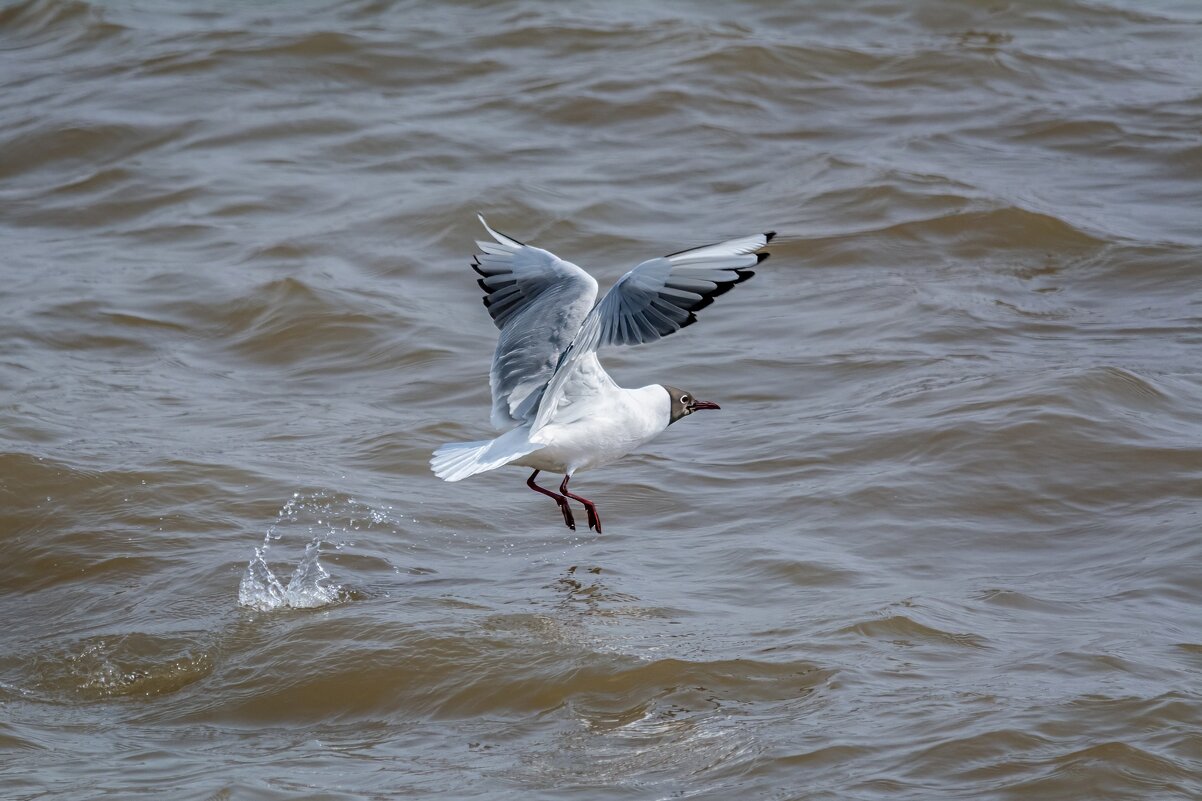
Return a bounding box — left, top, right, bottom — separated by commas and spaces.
472, 215, 598, 430
531, 230, 773, 431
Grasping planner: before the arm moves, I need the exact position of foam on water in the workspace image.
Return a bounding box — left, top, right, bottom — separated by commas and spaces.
237, 492, 353, 611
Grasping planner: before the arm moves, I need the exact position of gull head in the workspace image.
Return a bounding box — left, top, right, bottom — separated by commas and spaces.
662, 385, 721, 425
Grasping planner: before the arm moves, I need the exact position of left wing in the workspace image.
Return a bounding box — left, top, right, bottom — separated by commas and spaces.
472, 215, 598, 430
530, 230, 773, 431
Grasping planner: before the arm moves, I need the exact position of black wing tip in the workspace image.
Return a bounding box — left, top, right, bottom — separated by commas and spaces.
666, 230, 776, 258
471, 257, 508, 278
696, 270, 754, 306
491, 226, 525, 247
478, 212, 527, 247
756, 252, 770, 264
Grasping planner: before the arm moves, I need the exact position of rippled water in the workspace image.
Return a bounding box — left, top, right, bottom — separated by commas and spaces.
2, 0, 1201, 798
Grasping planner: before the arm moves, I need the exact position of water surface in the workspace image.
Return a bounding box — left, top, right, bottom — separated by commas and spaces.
2, 1, 1201, 798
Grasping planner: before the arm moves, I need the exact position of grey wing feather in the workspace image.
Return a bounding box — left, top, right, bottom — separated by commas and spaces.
472, 215, 598, 429
531, 230, 773, 431
594, 232, 772, 347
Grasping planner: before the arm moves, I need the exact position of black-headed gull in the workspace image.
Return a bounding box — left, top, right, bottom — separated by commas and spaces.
431, 215, 773, 532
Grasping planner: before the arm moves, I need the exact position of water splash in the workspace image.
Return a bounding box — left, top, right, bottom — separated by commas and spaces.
238, 492, 353, 611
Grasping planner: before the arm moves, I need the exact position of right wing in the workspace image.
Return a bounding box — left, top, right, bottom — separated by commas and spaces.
472, 215, 598, 430
531, 230, 772, 431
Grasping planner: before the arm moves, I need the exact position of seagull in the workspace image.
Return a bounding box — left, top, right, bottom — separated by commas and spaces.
430, 215, 773, 533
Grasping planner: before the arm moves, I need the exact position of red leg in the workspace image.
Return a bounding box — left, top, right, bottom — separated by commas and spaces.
527, 470, 575, 530
560, 475, 602, 534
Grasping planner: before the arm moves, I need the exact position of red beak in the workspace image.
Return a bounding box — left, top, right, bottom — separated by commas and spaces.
690, 400, 721, 412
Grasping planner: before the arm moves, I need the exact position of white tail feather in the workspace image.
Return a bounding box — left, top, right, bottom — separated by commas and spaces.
430, 428, 542, 482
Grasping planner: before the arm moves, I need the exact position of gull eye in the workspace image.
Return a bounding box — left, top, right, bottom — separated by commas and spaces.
680, 394, 690, 404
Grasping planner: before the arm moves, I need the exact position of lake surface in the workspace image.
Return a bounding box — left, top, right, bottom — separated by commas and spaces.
2, 1, 1201, 798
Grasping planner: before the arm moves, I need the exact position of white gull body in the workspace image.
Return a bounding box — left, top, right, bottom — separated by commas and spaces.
430, 216, 772, 530
512, 375, 669, 475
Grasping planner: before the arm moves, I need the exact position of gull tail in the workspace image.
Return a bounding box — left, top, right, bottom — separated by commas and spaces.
430, 427, 542, 482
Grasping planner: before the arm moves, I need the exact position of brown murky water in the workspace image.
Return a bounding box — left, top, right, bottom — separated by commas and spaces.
2, 1, 1201, 798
